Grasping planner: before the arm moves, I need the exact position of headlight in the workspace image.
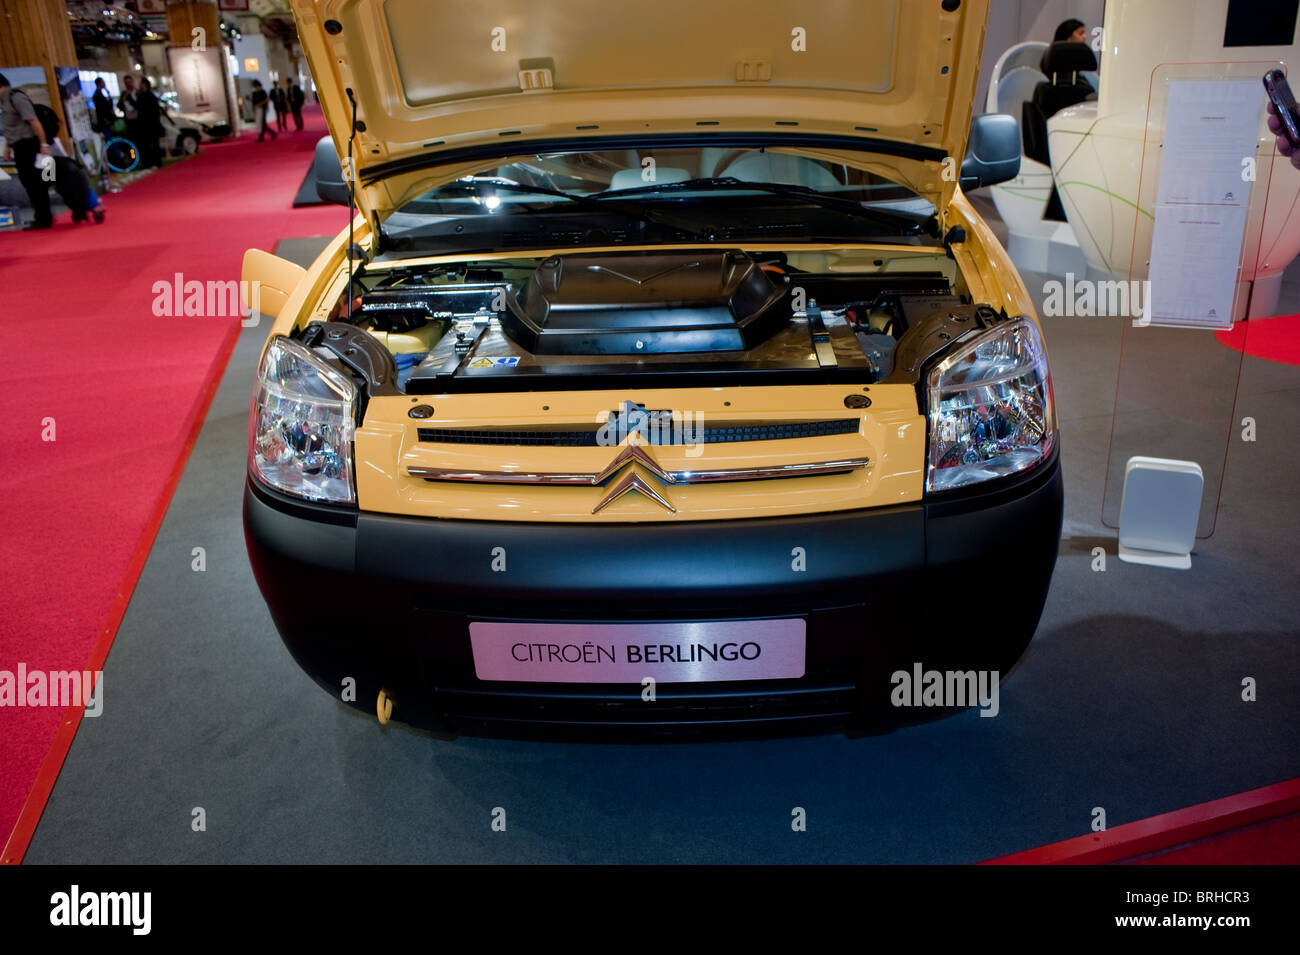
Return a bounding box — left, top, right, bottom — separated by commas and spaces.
249, 336, 357, 504
926, 317, 1055, 493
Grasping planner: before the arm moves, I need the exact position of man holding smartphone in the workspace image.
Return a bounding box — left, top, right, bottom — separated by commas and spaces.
1265, 70, 1300, 170
1268, 102, 1300, 170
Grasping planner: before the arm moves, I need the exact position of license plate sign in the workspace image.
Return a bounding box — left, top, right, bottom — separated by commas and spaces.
469, 619, 806, 683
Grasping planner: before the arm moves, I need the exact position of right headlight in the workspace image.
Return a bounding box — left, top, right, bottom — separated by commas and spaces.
249, 336, 357, 504
926, 316, 1055, 493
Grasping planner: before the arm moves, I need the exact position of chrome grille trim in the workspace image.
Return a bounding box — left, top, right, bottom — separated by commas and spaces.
664, 459, 870, 483
407, 458, 869, 486
405, 468, 596, 485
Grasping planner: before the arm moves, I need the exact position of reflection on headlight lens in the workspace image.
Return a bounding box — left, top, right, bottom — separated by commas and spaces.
926, 317, 1054, 492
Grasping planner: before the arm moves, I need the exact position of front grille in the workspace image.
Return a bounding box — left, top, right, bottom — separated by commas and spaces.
417, 418, 860, 446
419, 428, 601, 447
692, 420, 860, 442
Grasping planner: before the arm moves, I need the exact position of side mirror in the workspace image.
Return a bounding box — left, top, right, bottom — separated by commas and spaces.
960, 113, 1021, 190
242, 248, 307, 322
313, 136, 351, 205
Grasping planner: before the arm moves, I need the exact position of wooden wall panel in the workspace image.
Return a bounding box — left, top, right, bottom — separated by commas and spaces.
0, 0, 80, 147
166, 1, 221, 49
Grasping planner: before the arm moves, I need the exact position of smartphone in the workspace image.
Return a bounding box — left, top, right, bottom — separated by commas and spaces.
1263, 69, 1300, 148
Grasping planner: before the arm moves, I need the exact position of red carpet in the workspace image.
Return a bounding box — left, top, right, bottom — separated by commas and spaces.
1216, 313, 1300, 366
0, 107, 346, 862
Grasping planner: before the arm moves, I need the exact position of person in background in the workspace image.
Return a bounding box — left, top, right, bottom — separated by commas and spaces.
271, 81, 288, 132
1047, 18, 1097, 92
250, 80, 276, 142
0, 72, 54, 229
48, 134, 105, 223
1054, 18, 1088, 43
287, 77, 305, 131
118, 73, 140, 153
135, 77, 164, 168
91, 77, 116, 133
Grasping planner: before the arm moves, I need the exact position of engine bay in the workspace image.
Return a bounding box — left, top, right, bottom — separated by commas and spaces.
302, 247, 974, 395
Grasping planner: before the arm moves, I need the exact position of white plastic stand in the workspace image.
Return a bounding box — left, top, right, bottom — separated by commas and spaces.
1117, 456, 1203, 569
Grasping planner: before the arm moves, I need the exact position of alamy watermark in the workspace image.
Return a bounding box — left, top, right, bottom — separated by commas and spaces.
50, 885, 150, 935
151, 272, 261, 326
890, 663, 1000, 717
1, 665, 102, 716
596, 401, 705, 457
1041, 273, 1150, 321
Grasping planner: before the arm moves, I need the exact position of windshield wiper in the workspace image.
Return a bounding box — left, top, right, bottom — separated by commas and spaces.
431, 178, 720, 241
596, 176, 939, 237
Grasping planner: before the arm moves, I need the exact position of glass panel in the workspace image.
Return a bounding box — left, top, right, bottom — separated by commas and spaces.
1101, 60, 1284, 539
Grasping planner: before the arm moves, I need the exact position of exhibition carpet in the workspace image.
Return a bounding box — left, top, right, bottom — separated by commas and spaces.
0, 106, 347, 862
1216, 312, 1300, 366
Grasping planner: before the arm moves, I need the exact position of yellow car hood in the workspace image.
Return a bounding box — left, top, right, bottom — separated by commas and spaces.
290, 0, 989, 226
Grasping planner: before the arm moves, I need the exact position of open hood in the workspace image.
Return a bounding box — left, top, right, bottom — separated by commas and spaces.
291, 0, 989, 225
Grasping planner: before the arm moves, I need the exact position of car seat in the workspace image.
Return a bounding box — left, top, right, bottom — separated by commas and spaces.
1022, 41, 1098, 217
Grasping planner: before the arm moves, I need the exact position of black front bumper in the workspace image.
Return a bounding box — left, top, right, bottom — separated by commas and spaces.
244, 453, 1063, 738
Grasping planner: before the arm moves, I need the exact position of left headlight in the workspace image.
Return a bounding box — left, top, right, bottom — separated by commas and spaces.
249, 336, 357, 504
926, 316, 1055, 493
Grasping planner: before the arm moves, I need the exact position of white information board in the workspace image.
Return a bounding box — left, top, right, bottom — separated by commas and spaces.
1144, 79, 1263, 328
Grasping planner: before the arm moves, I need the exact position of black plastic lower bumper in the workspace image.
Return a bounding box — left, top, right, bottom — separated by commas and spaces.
244, 453, 1063, 738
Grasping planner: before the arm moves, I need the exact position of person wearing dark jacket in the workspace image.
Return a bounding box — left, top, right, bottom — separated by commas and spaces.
134, 77, 164, 168
50, 135, 104, 224
91, 77, 116, 133
287, 77, 305, 131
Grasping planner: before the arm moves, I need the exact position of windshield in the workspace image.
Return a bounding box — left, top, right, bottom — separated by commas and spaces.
382, 146, 937, 254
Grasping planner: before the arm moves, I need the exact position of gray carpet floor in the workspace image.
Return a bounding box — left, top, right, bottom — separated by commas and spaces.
24, 227, 1300, 864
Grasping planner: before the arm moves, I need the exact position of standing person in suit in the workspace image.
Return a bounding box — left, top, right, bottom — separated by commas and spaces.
250, 80, 276, 142
118, 74, 140, 156
271, 81, 288, 132
287, 77, 305, 131
91, 77, 116, 134
135, 77, 164, 168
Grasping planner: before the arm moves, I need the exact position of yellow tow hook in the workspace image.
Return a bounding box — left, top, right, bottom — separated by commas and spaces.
377, 688, 394, 726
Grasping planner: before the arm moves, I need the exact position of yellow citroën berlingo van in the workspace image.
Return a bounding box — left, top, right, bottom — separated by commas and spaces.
243, 0, 1061, 737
